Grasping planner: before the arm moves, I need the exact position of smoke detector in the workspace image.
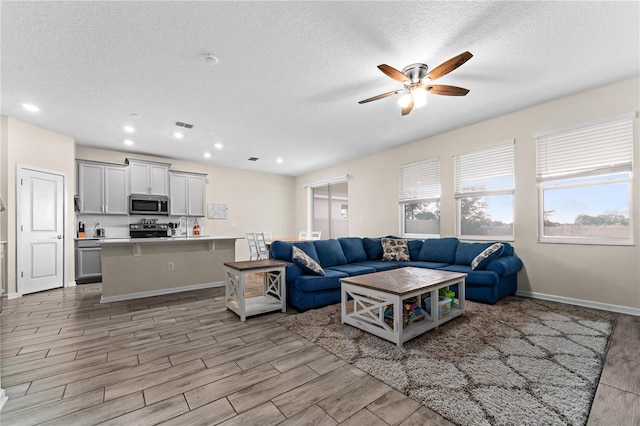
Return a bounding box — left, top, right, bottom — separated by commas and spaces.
205, 54, 219, 65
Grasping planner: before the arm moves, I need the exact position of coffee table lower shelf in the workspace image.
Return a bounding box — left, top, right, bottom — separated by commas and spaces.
341, 269, 466, 347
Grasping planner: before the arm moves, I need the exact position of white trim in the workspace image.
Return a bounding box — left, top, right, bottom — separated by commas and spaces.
67, 281, 77, 288
516, 290, 640, 317
0, 388, 7, 411
302, 174, 348, 188
100, 281, 224, 303
5, 292, 19, 299
534, 111, 638, 138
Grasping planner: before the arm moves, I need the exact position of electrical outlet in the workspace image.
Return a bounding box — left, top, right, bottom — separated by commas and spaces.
168, 262, 174, 271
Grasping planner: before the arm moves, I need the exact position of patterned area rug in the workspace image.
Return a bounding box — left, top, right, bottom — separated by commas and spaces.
278, 297, 615, 426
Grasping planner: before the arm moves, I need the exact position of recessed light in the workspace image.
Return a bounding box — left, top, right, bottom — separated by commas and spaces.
214, 143, 223, 150
22, 103, 39, 112
203, 152, 211, 159
276, 158, 284, 164
173, 132, 184, 139
205, 54, 219, 65
123, 125, 135, 133
124, 139, 134, 146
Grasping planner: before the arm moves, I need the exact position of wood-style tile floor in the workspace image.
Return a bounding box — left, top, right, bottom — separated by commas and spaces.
0, 279, 637, 426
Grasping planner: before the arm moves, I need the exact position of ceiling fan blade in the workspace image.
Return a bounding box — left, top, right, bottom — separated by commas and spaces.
427, 85, 470, 96
401, 97, 414, 116
378, 64, 410, 83
424, 51, 473, 82
358, 90, 402, 104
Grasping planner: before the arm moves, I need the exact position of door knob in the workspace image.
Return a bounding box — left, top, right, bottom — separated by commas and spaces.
57, 235, 63, 239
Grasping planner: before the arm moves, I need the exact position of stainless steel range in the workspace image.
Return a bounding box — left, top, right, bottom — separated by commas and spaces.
129, 222, 169, 238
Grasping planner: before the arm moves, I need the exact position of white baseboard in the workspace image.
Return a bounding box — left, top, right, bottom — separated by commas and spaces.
66, 281, 77, 288
0, 388, 7, 411
100, 281, 225, 303
516, 290, 640, 317
5, 292, 19, 300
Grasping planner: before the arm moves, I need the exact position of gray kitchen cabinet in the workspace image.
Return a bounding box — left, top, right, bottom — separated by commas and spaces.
127, 159, 170, 196
169, 171, 206, 216
75, 239, 102, 283
77, 161, 128, 215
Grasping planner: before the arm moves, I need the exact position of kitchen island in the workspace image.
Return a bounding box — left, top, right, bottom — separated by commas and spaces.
99, 236, 242, 303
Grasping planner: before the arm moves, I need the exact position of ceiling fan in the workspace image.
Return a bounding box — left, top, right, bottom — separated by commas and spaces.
359, 51, 473, 116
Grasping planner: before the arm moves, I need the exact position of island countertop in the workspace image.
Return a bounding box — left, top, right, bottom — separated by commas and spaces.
99, 235, 243, 245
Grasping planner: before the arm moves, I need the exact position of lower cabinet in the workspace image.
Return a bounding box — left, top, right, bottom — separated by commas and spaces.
75, 239, 102, 284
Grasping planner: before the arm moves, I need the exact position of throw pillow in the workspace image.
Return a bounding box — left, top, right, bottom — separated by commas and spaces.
381, 238, 410, 262
292, 246, 325, 276
471, 242, 504, 270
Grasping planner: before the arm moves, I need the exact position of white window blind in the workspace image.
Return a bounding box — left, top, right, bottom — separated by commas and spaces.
398, 157, 440, 203
536, 115, 634, 181
454, 141, 514, 197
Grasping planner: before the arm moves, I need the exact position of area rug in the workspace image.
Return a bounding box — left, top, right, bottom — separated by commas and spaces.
277, 296, 615, 426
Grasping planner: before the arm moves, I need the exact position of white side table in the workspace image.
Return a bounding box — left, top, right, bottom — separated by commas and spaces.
224, 259, 287, 321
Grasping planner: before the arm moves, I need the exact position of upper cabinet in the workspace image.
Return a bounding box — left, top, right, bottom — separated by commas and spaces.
77, 161, 128, 215
169, 171, 206, 217
126, 158, 170, 196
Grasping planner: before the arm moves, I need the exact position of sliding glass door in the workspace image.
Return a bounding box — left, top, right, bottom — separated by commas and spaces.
312, 181, 348, 239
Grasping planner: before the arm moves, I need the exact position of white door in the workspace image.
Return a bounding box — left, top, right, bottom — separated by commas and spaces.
19, 168, 64, 294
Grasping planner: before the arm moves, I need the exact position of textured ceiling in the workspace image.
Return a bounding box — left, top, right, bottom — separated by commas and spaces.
2, 1, 639, 176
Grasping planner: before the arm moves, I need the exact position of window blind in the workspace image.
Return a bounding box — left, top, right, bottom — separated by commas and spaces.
454, 141, 514, 197
536, 116, 633, 181
398, 157, 440, 203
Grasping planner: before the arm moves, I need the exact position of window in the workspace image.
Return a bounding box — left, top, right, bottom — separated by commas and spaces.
536, 113, 635, 244
399, 157, 440, 237
454, 142, 515, 240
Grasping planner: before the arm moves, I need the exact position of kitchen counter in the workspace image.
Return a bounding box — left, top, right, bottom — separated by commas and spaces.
100, 236, 243, 303
100, 235, 241, 244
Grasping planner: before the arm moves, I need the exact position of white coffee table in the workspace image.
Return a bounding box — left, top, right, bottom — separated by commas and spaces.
224, 259, 287, 321
341, 267, 467, 347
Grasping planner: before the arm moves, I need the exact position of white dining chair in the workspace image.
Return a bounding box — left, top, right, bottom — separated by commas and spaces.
310, 231, 322, 240
262, 231, 272, 240
299, 231, 309, 239
255, 232, 269, 259
246, 232, 260, 260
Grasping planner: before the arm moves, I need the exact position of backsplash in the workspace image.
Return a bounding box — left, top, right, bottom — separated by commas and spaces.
76, 215, 204, 238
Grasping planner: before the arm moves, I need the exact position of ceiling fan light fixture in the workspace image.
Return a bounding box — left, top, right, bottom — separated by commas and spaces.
398, 93, 412, 108
413, 88, 428, 108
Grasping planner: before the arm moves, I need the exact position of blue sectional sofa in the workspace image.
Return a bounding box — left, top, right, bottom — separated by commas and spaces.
270, 237, 523, 311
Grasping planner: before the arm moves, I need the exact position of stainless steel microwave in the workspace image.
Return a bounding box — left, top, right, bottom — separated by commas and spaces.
129, 194, 169, 215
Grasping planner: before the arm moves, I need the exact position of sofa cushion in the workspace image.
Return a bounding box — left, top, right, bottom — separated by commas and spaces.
402, 261, 450, 269
293, 241, 321, 262
407, 240, 423, 260
271, 241, 320, 263
325, 264, 377, 276
439, 264, 499, 286
292, 246, 325, 276
338, 237, 368, 263
294, 269, 348, 292
362, 238, 383, 260
381, 238, 411, 261
471, 243, 504, 270
350, 261, 400, 272
418, 237, 459, 263
454, 242, 500, 266
314, 239, 348, 267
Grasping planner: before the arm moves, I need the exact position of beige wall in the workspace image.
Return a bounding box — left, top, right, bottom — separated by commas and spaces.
294, 77, 640, 310
75, 147, 296, 260
0, 116, 77, 295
